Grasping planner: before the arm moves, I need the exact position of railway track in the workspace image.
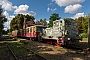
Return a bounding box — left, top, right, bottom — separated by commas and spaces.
0, 42, 18, 60
0, 42, 47, 60
22, 46, 47, 60
5, 42, 19, 60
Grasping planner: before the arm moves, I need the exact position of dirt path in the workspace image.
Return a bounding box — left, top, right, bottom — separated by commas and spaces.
0, 37, 90, 60
27, 40, 90, 60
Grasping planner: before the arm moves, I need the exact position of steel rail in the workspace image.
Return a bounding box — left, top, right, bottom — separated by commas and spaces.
23, 46, 47, 60
5, 42, 18, 60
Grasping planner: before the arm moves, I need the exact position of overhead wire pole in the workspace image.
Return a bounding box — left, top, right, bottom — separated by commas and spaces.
88, 18, 90, 50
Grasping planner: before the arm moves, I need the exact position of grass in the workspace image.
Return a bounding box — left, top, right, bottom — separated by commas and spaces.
82, 38, 88, 40
0, 47, 8, 58
8, 42, 29, 55
0, 48, 8, 54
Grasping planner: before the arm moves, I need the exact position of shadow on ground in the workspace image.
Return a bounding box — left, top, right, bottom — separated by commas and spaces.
28, 40, 90, 60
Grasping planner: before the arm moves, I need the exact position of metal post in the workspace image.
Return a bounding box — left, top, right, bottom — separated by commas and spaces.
88, 18, 90, 50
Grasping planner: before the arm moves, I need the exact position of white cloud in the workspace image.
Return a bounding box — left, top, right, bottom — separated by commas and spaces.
52, 0, 85, 7
14, 4, 29, 14
14, 4, 36, 16
52, 0, 85, 14
3, 11, 15, 30
0, 0, 36, 16
1, 0, 36, 30
46, 20, 49, 23
3, 11, 9, 18
28, 11, 36, 16
47, 7, 57, 12
71, 12, 85, 19
3, 11, 15, 21
48, 2, 53, 6
51, 8, 57, 11
47, 7, 50, 12
8, 15, 15, 21
4, 21, 10, 28
65, 4, 82, 14
0, 0, 17, 11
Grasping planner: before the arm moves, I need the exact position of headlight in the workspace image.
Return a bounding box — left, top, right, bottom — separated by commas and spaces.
68, 38, 70, 40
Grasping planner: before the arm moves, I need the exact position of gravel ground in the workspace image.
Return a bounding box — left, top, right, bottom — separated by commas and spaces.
26, 40, 90, 60
0, 36, 90, 60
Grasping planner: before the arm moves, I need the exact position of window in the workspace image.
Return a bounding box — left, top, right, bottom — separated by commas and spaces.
55, 21, 59, 27
26, 28, 29, 33
37, 27, 42, 32
53, 22, 56, 26
60, 21, 62, 23
60, 21, 62, 26
30, 28, 32, 32
33, 27, 36, 32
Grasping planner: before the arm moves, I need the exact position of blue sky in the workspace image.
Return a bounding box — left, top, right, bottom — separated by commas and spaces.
0, 0, 90, 30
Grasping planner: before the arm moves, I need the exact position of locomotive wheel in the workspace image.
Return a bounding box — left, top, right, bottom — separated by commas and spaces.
63, 42, 69, 48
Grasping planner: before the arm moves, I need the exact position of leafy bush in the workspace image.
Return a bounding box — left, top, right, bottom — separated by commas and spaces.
79, 33, 88, 38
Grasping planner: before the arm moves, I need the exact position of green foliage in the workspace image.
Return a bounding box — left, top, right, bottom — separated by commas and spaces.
76, 17, 88, 33
79, 33, 88, 38
48, 13, 61, 27
76, 17, 84, 33
2, 30, 7, 34
35, 18, 47, 26
10, 14, 35, 31
25, 14, 35, 21
82, 17, 88, 33
64, 18, 75, 25
0, 8, 7, 33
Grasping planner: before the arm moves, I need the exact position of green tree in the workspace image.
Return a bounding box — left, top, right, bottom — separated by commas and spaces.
48, 13, 61, 27
25, 14, 35, 21
64, 18, 74, 23
0, 8, 7, 34
2, 30, 7, 34
76, 17, 84, 33
35, 20, 41, 25
86, 13, 90, 18
82, 17, 88, 33
35, 18, 47, 26
43, 18, 47, 26
76, 17, 88, 33
10, 14, 35, 31
82, 13, 90, 33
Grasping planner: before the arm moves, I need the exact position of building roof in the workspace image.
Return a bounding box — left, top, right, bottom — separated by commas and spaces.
26, 20, 35, 26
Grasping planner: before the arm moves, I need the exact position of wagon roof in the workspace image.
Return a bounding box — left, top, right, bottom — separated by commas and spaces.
34, 25, 47, 28
26, 25, 47, 28
26, 20, 35, 25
